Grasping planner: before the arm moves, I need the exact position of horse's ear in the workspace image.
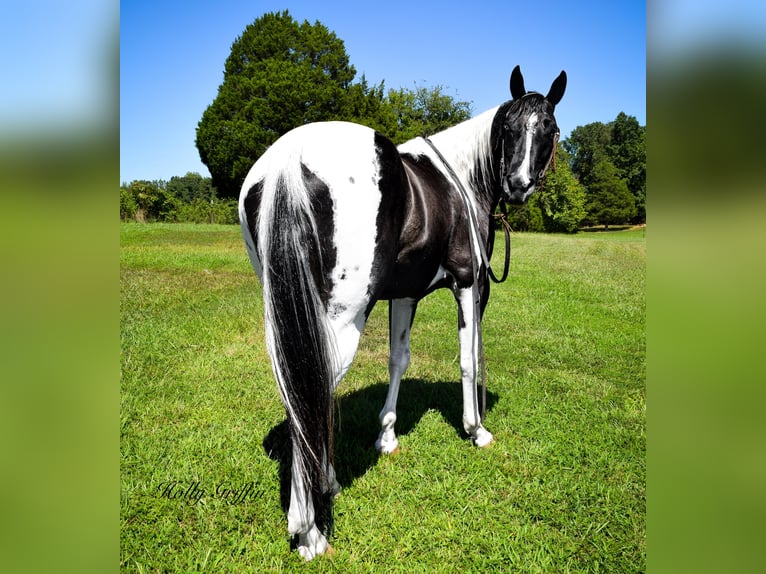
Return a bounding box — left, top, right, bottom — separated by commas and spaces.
546, 70, 567, 107
510, 65, 526, 100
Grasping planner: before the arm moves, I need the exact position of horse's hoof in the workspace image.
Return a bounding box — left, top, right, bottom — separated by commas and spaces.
375, 435, 400, 454
472, 428, 494, 448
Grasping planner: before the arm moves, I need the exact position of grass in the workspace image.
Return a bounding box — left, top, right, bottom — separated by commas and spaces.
120, 222, 645, 573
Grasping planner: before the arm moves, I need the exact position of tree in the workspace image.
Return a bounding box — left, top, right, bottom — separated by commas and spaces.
609, 112, 645, 222
196, 11, 357, 198
120, 180, 178, 222
562, 121, 611, 187
505, 196, 545, 232
385, 84, 472, 143
584, 160, 637, 228
197, 11, 477, 198
562, 114, 646, 224
341, 75, 398, 137
536, 146, 587, 233
120, 185, 138, 221
120, 176, 239, 224
166, 172, 216, 203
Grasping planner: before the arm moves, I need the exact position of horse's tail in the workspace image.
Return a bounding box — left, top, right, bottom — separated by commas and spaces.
254, 164, 337, 535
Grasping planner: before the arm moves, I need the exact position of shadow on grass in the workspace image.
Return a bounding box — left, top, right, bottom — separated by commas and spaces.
262, 378, 498, 513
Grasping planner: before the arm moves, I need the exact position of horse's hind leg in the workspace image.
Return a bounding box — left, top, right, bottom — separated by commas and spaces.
287, 446, 329, 560
376, 298, 417, 453
285, 311, 364, 560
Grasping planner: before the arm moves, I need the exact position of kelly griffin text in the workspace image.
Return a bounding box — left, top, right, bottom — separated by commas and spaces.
156, 481, 260, 505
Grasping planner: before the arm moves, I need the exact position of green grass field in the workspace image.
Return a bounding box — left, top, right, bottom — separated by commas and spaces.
120, 223, 645, 573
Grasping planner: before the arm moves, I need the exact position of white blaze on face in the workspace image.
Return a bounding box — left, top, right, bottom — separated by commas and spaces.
516, 112, 539, 190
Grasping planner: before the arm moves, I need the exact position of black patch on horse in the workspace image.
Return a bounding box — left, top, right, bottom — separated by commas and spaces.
301, 163, 337, 307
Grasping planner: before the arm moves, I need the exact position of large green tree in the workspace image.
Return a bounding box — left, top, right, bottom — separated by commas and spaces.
584, 160, 637, 228
536, 146, 587, 233
196, 11, 475, 198
196, 11, 357, 198
562, 113, 645, 224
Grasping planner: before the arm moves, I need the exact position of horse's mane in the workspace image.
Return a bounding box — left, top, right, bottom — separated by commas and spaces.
397, 93, 552, 203
406, 102, 505, 198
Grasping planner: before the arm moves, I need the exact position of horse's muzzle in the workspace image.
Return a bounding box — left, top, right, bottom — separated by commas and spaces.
502, 177, 535, 205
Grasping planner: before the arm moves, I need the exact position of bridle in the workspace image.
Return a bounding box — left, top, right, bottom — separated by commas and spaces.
498, 118, 560, 195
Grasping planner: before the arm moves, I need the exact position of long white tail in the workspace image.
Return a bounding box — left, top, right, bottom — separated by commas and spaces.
245, 163, 338, 541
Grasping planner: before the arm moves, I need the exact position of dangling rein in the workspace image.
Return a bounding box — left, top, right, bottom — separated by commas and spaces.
423, 137, 512, 425
422, 135, 558, 424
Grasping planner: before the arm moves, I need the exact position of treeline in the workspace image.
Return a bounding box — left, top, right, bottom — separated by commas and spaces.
121, 113, 644, 232
120, 106, 644, 230
120, 173, 237, 224
508, 112, 645, 232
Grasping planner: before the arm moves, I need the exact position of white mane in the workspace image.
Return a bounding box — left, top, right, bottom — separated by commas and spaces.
398, 106, 499, 194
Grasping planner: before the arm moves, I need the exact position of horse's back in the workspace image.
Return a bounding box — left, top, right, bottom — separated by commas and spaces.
242, 121, 382, 190
239, 121, 406, 322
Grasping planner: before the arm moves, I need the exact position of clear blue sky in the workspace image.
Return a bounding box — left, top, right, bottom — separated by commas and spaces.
120, 0, 647, 184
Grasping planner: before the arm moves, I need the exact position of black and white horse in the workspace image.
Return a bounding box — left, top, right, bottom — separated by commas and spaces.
239, 65, 566, 559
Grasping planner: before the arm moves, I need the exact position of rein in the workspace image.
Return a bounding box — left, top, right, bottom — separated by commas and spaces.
423, 136, 512, 424
422, 129, 557, 424
535, 130, 560, 194
422, 137, 512, 285
490, 202, 512, 283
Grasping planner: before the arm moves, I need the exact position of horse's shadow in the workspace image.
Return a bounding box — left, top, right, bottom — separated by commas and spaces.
262, 378, 498, 515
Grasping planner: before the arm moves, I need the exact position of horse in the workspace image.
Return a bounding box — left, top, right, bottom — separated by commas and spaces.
238, 65, 566, 560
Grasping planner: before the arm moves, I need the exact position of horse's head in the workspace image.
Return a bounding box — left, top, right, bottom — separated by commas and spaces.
498, 65, 567, 204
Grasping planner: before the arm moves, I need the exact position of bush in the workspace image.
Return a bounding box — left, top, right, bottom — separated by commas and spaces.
505, 196, 545, 232
120, 175, 238, 224
175, 198, 238, 224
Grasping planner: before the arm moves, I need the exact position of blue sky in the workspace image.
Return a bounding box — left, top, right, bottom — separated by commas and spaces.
0, 0, 115, 132
120, 0, 647, 184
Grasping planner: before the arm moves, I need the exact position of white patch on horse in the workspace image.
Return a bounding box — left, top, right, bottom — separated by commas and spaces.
299, 122, 383, 383
517, 112, 539, 195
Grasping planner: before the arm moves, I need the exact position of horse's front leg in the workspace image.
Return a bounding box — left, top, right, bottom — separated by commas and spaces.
455, 287, 494, 447
376, 298, 417, 453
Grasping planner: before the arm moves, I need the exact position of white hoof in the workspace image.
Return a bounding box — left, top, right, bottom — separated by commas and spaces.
471, 427, 494, 448
295, 525, 329, 561
375, 432, 399, 454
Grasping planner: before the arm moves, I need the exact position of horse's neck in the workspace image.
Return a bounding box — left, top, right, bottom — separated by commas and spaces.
427, 107, 499, 220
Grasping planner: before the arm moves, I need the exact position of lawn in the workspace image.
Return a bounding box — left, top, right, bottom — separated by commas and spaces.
120, 222, 645, 573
